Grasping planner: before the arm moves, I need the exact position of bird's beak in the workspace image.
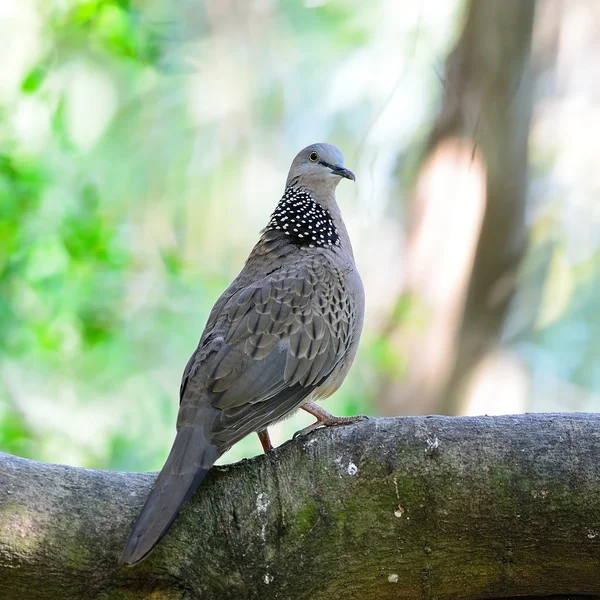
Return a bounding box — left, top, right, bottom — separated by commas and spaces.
331, 165, 356, 181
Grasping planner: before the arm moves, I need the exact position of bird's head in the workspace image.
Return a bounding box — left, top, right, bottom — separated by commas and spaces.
285, 143, 355, 194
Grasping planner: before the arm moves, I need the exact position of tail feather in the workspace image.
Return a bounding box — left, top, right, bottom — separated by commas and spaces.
119, 426, 218, 565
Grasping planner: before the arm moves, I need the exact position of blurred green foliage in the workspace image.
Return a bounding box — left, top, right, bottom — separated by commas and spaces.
1, 0, 203, 468
4, 0, 453, 470
3, 0, 598, 472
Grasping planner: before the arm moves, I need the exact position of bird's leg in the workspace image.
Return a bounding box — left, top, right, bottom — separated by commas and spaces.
293, 401, 368, 439
257, 429, 273, 453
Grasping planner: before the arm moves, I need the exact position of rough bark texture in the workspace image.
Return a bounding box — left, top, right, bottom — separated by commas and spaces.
1, 413, 600, 599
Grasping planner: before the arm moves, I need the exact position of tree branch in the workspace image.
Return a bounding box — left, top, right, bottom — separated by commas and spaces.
1, 414, 600, 599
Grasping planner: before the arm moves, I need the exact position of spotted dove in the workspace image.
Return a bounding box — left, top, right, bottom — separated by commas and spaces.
119, 143, 365, 565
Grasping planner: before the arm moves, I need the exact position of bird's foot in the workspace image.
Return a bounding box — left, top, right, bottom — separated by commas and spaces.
293, 401, 369, 439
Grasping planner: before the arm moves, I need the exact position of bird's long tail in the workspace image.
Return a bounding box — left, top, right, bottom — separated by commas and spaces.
119, 426, 219, 565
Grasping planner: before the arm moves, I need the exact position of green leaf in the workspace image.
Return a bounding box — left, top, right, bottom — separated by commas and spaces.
21, 64, 48, 94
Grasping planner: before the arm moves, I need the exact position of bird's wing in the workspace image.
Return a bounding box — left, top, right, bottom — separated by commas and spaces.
178, 255, 353, 446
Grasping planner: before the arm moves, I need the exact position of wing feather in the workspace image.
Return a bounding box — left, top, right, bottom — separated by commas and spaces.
179, 255, 354, 447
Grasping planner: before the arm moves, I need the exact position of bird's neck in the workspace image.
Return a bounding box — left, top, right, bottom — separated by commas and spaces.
317, 189, 354, 256
265, 186, 343, 249
245, 187, 354, 278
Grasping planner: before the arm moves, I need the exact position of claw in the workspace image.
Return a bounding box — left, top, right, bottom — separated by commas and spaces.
293, 408, 369, 439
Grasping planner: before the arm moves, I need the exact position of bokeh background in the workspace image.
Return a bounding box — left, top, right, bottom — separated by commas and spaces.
1, 0, 599, 471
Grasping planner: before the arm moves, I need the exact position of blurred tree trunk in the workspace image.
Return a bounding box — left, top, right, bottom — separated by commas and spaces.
378, 0, 536, 416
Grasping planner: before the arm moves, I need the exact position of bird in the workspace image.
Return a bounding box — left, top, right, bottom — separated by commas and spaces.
119, 142, 365, 565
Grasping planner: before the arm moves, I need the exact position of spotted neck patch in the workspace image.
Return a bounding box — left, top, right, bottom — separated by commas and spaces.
266, 187, 340, 248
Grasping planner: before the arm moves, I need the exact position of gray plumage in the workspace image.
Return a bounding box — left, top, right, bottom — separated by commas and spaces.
119, 143, 364, 565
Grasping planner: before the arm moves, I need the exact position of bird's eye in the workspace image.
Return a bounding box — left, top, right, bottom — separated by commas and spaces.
309, 151, 319, 162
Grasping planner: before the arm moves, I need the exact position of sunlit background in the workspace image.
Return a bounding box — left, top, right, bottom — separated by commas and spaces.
1, 0, 599, 471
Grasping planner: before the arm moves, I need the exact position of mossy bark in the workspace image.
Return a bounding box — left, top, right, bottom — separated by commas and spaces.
1, 414, 600, 599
